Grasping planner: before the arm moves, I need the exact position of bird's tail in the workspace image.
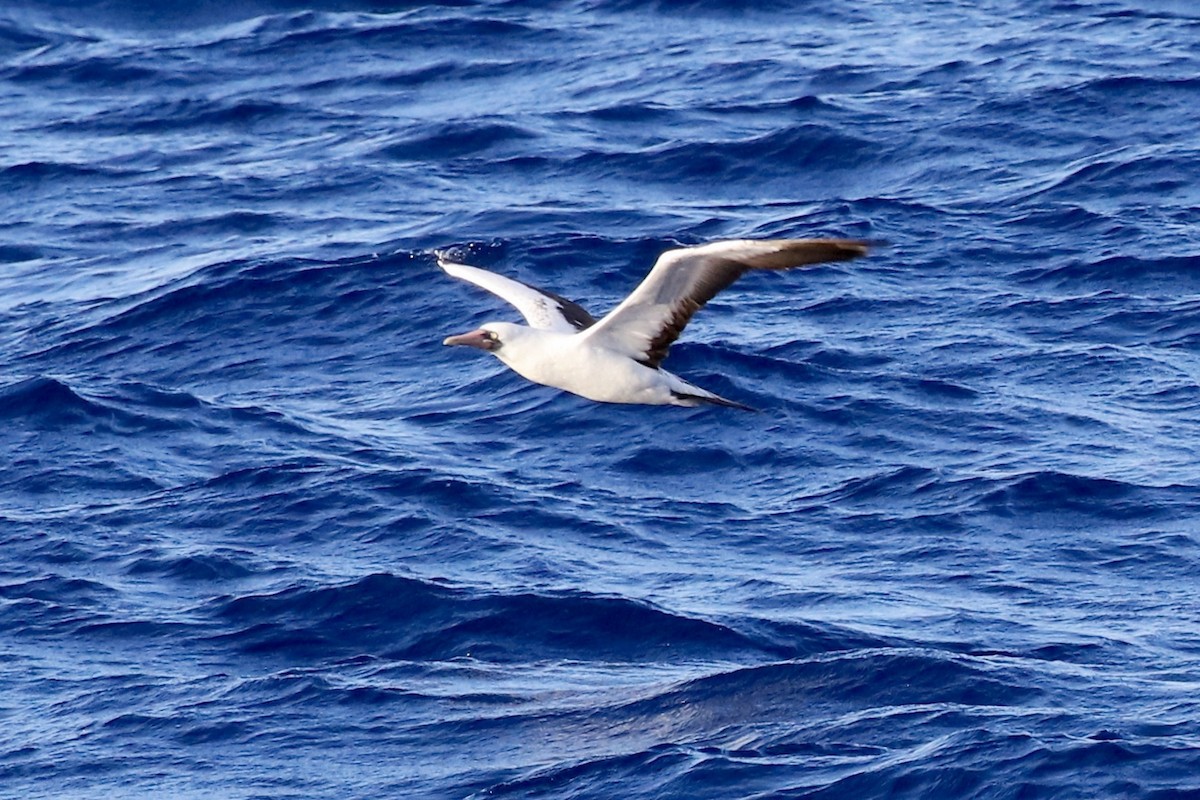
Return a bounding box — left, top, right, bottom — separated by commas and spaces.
694, 393, 757, 412
665, 371, 756, 411
668, 387, 757, 412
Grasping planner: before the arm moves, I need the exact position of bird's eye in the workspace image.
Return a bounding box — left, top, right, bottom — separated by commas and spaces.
487, 331, 499, 341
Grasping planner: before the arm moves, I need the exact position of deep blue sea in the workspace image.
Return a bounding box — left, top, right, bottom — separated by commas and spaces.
4, 1, 1200, 797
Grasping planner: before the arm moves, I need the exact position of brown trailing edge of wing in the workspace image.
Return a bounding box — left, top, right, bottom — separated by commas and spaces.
637, 238, 871, 370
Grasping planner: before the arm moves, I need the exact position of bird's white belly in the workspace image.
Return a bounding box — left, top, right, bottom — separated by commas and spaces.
500, 336, 675, 405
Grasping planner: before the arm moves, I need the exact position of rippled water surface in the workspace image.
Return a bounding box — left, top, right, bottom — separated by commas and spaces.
3, 1, 1200, 798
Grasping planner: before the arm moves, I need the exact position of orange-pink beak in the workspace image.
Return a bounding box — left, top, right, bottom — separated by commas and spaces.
443, 329, 497, 351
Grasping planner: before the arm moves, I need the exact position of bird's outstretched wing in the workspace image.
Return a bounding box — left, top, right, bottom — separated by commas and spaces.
438, 255, 596, 333
580, 238, 870, 368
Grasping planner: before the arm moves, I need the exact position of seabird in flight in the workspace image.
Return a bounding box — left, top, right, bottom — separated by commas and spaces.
440, 238, 870, 409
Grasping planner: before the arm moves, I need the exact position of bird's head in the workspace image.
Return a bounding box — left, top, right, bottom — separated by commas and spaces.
443, 326, 501, 352
443, 322, 517, 353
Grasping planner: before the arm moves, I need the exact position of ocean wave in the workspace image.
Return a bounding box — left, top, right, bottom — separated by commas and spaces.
379, 120, 538, 162
0, 242, 42, 263
18, 250, 431, 375
205, 573, 843, 663
1017, 149, 1197, 205
0, 160, 146, 185
58, 95, 300, 133
125, 550, 259, 582
6, 53, 160, 86
494, 123, 880, 185
6, 1, 1200, 797
648, 650, 1041, 713
0, 376, 107, 423
577, 0, 816, 13
1012, 253, 1200, 289
0, 16, 52, 57
461, 650, 1062, 799
977, 470, 1195, 521
0, 574, 119, 637
0, 375, 207, 440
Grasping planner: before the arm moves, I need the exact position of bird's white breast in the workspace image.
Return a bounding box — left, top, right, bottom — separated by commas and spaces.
495, 330, 676, 405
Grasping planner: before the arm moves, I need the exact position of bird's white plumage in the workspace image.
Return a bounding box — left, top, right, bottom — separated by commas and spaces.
472, 321, 705, 407
439, 238, 871, 408
437, 257, 586, 334
581, 240, 792, 364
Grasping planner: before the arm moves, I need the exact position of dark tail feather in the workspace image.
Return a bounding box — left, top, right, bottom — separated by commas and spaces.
672, 390, 758, 412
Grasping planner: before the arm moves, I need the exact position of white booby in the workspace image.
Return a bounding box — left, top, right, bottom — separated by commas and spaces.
440, 238, 870, 409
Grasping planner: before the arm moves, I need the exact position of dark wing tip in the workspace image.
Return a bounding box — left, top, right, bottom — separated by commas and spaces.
512, 279, 596, 330
744, 238, 874, 270
639, 237, 875, 369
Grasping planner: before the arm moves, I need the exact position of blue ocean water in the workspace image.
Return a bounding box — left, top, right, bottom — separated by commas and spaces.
3, 0, 1200, 797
